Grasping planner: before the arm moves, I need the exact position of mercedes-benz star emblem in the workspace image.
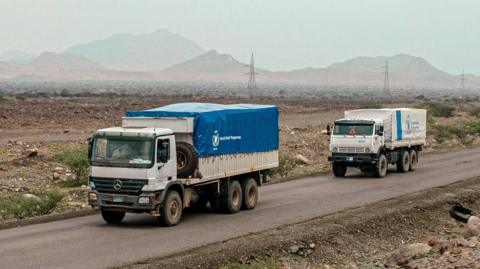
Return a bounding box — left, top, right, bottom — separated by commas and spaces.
113, 179, 123, 190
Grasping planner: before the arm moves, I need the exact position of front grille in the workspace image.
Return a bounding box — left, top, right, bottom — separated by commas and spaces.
91, 177, 147, 195
338, 146, 367, 153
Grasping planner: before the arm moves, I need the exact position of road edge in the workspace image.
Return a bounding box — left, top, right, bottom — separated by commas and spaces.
0, 208, 98, 230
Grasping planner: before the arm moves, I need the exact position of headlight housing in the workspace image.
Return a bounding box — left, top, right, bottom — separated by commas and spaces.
138, 196, 150, 204
88, 192, 98, 201
364, 147, 370, 153
88, 180, 96, 189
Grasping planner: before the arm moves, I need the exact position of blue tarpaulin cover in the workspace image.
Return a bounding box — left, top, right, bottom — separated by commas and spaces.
126, 103, 279, 156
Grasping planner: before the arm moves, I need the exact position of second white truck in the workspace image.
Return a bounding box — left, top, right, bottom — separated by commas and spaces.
328, 108, 427, 178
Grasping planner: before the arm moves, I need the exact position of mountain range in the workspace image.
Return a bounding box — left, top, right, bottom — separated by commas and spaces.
0, 29, 477, 89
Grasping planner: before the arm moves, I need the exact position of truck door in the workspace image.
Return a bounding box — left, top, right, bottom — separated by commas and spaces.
156, 136, 177, 181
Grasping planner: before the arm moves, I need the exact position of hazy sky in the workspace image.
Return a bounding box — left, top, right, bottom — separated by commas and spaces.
1, 0, 479, 74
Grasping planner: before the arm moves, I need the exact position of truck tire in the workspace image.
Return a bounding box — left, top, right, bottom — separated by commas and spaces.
332, 162, 347, 177
176, 142, 198, 178
397, 150, 410, 173
409, 150, 418, 171
158, 190, 183, 226
372, 154, 388, 178
241, 177, 258, 210
101, 209, 125, 224
218, 180, 242, 214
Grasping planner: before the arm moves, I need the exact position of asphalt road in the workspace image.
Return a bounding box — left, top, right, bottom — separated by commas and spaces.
2, 147, 480, 269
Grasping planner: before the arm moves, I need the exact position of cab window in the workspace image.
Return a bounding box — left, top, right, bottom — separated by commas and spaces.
157, 139, 170, 163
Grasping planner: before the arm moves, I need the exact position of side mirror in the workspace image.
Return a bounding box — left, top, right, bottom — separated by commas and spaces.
326, 124, 331, 136
377, 126, 384, 136
87, 137, 93, 160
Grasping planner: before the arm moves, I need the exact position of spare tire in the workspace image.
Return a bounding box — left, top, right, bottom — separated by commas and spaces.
176, 142, 199, 178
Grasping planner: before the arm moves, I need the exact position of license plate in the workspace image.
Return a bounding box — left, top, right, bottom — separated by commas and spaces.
346, 156, 354, 162
112, 195, 125, 202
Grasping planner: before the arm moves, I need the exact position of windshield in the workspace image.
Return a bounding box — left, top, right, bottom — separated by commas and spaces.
334, 124, 374, 136
91, 137, 154, 167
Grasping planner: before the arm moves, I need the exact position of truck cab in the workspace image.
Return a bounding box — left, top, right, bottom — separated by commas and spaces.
88, 127, 181, 225
329, 119, 384, 156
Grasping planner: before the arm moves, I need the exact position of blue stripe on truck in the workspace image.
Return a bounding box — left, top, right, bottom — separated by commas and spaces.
396, 110, 403, 140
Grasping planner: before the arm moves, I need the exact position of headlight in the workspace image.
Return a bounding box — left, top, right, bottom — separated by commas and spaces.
138, 196, 150, 204
88, 192, 98, 201
365, 147, 370, 153
88, 180, 96, 189
332, 147, 338, 152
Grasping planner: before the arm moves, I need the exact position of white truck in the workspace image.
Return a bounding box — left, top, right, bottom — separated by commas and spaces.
87, 103, 279, 226
327, 108, 427, 178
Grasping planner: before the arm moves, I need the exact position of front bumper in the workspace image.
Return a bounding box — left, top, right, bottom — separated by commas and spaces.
328, 153, 379, 164
88, 191, 160, 212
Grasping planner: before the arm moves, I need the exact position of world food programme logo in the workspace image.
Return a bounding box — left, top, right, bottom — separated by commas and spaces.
212, 130, 220, 148
113, 179, 123, 190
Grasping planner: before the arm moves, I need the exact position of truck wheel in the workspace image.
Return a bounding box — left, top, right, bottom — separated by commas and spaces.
332, 162, 347, 177
241, 178, 258, 210
219, 180, 243, 214
373, 154, 388, 178
101, 209, 125, 224
397, 150, 410, 173
176, 142, 198, 178
409, 150, 418, 171
158, 190, 183, 226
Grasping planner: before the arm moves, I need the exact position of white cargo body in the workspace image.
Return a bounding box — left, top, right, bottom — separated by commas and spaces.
344, 108, 426, 149
122, 117, 279, 184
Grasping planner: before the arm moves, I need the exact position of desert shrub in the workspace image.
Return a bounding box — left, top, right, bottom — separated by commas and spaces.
271, 153, 297, 177
433, 124, 473, 145
433, 125, 460, 144
359, 101, 383, 109
427, 113, 436, 127
54, 145, 89, 185
419, 102, 455, 118
415, 95, 426, 100
219, 258, 279, 269
465, 120, 480, 135
0, 190, 64, 221
468, 107, 480, 118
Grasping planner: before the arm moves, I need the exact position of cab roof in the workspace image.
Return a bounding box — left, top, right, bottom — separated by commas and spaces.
95, 127, 173, 138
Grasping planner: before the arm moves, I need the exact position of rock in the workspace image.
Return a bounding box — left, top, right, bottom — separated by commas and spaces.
309, 243, 316, 249
26, 148, 38, 158
467, 216, 480, 235
295, 154, 310, 165
53, 172, 61, 180
22, 193, 40, 200
54, 167, 64, 172
385, 243, 432, 267
289, 245, 301, 254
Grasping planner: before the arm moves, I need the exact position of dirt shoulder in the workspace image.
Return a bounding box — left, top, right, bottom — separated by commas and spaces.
116, 177, 480, 269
